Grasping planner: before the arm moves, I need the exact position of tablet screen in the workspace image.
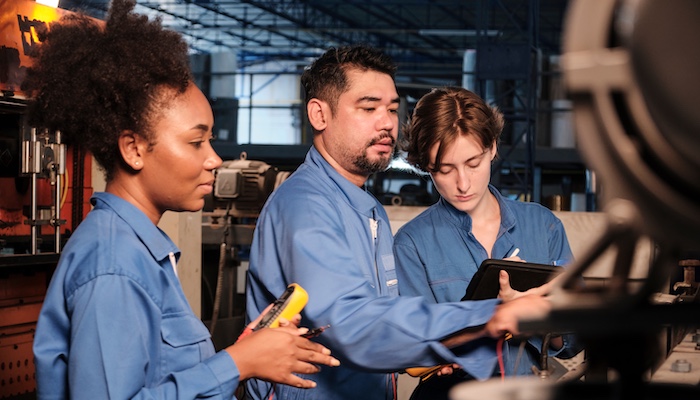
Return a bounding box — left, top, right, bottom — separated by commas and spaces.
461, 259, 563, 301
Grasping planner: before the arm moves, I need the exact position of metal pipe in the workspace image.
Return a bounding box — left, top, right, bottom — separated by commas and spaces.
30, 128, 38, 254
54, 170, 61, 252
54, 131, 65, 253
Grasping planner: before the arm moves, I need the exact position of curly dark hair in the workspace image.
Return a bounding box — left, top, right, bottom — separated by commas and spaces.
22, 0, 192, 181
301, 44, 396, 116
400, 87, 504, 173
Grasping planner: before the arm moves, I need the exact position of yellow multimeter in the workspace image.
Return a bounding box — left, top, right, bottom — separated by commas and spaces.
253, 283, 309, 330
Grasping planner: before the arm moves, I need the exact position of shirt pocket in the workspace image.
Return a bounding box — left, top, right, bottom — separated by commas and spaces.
161, 312, 213, 373
428, 263, 471, 302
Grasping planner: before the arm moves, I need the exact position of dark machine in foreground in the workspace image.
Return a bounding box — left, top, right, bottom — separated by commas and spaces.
453, 1, 700, 398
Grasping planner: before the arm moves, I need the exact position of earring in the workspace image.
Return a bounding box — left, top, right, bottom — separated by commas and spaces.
134, 161, 140, 166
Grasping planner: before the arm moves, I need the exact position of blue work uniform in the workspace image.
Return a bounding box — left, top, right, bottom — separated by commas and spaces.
34, 192, 239, 400
393, 188, 580, 378
245, 147, 501, 400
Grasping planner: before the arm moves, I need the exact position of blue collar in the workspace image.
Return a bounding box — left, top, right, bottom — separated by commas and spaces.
306, 146, 380, 218
90, 192, 180, 263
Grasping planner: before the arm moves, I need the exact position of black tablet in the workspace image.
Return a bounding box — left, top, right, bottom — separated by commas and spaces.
461, 259, 563, 301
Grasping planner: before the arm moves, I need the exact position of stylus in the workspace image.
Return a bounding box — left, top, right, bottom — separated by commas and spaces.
508, 248, 520, 258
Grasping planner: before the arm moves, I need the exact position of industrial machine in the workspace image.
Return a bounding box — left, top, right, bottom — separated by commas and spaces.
1, 2, 92, 398
201, 152, 288, 349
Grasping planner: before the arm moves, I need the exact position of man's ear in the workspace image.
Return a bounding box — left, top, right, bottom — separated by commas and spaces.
118, 130, 145, 171
307, 98, 329, 132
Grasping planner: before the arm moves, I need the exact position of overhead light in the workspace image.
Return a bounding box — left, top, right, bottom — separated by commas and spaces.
418, 29, 500, 37
36, 0, 60, 7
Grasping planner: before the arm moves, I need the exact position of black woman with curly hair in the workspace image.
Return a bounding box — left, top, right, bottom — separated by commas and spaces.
27, 1, 338, 398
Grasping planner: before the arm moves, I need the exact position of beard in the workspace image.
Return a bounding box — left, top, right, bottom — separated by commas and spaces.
351, 133, 396, 175
353, 152, 391, 174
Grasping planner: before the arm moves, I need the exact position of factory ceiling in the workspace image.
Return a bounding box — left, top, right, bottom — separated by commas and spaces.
61, 0, 571, 90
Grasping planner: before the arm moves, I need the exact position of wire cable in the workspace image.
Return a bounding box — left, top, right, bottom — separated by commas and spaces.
60, 164, 69, 210
512, 340, 527, 375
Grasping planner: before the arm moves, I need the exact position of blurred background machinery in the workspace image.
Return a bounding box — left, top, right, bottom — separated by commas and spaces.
200, 152, 288, 350
2, 4, 285, 396
1, 3, 93, 398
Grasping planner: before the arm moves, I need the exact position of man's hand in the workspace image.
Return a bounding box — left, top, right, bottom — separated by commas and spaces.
485, 294, 551, 338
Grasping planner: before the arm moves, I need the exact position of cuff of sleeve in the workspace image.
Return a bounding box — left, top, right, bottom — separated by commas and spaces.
205, 350, 240, 396
429, 338, 498, 381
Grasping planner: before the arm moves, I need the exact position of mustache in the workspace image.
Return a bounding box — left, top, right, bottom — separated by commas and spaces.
368, 133, 396, 147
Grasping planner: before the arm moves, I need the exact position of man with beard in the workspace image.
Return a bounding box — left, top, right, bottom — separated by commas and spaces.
245, 44, 551, 400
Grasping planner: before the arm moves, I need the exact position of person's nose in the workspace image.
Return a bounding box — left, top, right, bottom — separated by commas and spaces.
377, 109, 396, 132
456, 168, 471, 193
205, 146, 223, 171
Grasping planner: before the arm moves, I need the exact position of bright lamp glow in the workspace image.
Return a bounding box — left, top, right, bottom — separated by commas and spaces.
36, 0, 60, 8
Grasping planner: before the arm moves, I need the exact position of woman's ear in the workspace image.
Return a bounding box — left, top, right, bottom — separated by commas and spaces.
307, 98, 329, 132
118, 130, 145, 171
488, 142, 498, 161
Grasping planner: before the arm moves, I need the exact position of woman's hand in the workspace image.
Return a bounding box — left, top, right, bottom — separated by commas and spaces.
228, 303, 339, 388
497, 270, 562, 302
228, 326, 340, 387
